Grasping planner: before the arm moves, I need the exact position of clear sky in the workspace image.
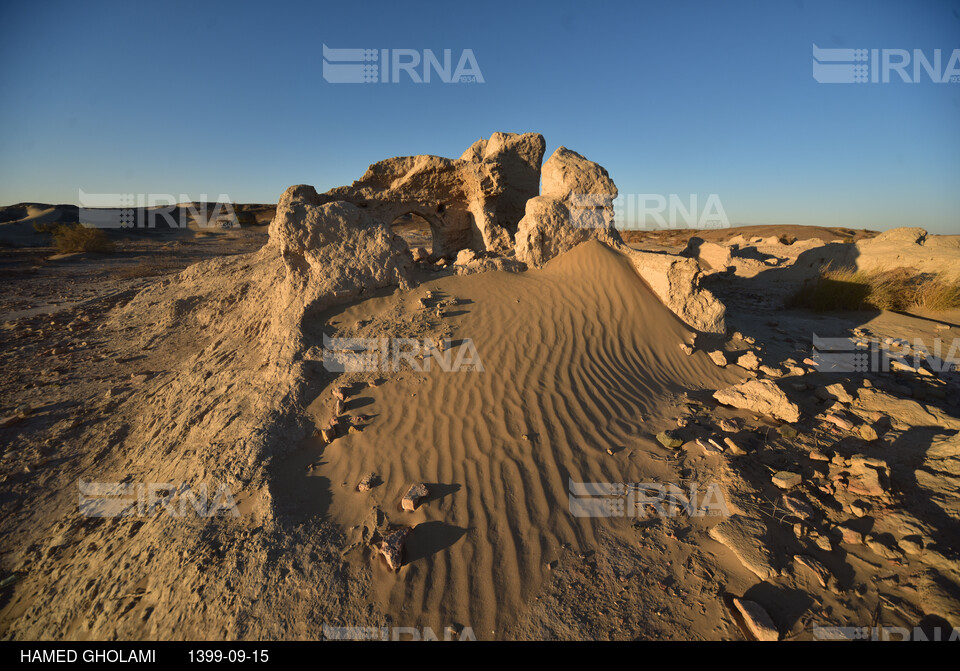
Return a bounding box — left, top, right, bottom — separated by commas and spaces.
0, 0, 957, 233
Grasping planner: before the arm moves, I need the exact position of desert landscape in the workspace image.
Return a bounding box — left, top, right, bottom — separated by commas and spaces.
1, 132, 958, 642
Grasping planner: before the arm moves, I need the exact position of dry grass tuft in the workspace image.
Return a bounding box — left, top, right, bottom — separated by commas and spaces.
791, 266, 960, 312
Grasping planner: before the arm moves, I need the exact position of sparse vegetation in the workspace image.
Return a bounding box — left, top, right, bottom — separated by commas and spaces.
50, 224, 115, 254
32, 221, 59, 234
791, 266, 960, 312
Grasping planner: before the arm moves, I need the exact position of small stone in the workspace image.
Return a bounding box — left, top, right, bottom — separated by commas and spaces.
708, 351, 727, 367
777, 424, 798, 440
837, 524, 863, 545
816, 383, 853, 404
823, 414, 853, 431
357, 473, 380, 492
696, 438, 723, 455
402, 483, 429, 511
679, 343, 693, 355
656, 430, 683, 449
772, 471, 802, 489
781, 494, 814, 519
378, 527, 412, 571
794, 554, 834, 588
812, 533, 833, 552
737, 351, 760, 370
723, 436, 747, 455
732, 598, 779, 641
718, 418, 740, 433
320, 427, 337, 443
858, 424, 879, 441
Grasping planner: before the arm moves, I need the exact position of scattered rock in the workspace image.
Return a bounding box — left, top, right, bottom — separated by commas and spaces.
781, 494, 814, 519
713, 379, 800, 423
823, 414, 853, 431
794, 554, 834, 589
402, 483, 430, 511
816, 383, 853, 404
709, 515, 778, 580
866, 534, 902, 560
732, 598, 779, 641
357, 473, 380, 492
772, 471, 802, 489
723, 436, 747, 455
377, 527, 412, 572
736, 351, 760, 370
858, 423, 879, 441
777, 424, 798, 440
708, 350, 727, 367
718, 418, 741, 433
836, 524, 864, 545
656, 430, 683, 449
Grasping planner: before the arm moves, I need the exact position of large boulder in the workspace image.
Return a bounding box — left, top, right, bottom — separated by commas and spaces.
514, 195, 620, 268
515, 146, 621, 266
622, 248, 726, 333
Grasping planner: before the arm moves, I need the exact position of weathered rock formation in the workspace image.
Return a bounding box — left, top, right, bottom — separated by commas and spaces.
322, 131, 546, 256
515, 146, 726, 333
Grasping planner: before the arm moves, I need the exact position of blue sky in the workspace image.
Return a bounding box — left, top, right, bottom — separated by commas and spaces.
0, 0, 958, 233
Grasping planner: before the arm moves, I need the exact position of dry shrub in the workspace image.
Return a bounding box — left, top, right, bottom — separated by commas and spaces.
791, 266, 960, 313
51, 224, 115, 254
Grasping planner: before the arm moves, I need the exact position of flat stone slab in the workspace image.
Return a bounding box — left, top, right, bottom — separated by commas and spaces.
709, 514, 778, 580
733, 598, 779, 641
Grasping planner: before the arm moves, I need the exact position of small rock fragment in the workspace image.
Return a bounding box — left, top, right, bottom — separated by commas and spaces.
402, 483, 430, 511
723, 436, 747, 455
737, 351, 760, 370
656, 430, 683, 449
357, 473, 379, 492
794, 554, 834, 589
777, 424, 798, 440
772, 471, 802, 489
708, 350, 727, 367
378, 527, 412, 571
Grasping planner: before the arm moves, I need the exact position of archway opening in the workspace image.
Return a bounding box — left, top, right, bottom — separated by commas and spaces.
390, 212, 434, 257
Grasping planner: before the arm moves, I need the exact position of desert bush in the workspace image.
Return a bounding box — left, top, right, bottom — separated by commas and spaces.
51, 224, 115, 254
32, 221, 59, 234
791, 266, 960, 312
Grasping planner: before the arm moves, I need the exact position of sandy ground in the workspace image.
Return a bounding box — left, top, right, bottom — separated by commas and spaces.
1, 220, 959, 641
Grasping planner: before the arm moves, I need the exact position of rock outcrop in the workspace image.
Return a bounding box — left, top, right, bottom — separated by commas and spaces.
515, 146, 726, 333
515, 147, 620, 266
324, 132, 546, 256
106, 184, 414, 495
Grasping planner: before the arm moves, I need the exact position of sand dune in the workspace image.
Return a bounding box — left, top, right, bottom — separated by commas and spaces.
276, 241, 742, 636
